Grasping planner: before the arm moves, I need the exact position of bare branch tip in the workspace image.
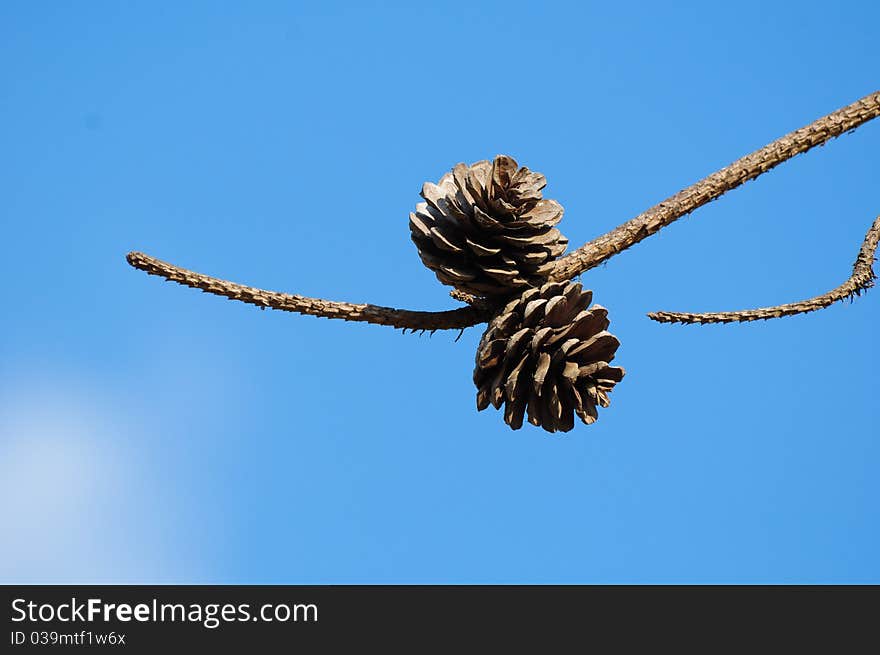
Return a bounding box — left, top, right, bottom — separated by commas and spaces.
126, 249, 491, 331
649, 214, 880, 326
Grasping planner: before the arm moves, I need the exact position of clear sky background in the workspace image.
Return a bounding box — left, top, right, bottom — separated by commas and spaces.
1, 1, 878, 583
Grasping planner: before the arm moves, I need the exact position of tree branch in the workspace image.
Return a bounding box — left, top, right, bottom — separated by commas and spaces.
127, 91, 880, 331
549, 90, 880, 281
647, 215, 880, 325
126, 252, 493, 330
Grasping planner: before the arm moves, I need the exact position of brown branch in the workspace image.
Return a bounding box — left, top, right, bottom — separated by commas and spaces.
127, 91, 880, 331
126, 252, 493, 330
648, 215, 880, 325
549, 90, 880, 281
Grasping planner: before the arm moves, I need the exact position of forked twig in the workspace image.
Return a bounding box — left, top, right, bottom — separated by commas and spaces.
126, 90, 880, 329
648, 215, 880, 324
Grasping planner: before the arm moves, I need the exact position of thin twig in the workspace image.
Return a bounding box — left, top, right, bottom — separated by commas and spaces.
449, 288, 499, 311
449, 289, 479, 304
126, 252, 493, 330
648, 215, 880, 324
549, 90, 880, 281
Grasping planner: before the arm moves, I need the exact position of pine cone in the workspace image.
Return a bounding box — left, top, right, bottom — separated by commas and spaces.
473, 281, 625, 433
409, 155, 568, 296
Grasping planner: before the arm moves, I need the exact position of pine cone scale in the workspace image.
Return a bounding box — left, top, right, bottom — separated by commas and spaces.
465, 238, 501, 257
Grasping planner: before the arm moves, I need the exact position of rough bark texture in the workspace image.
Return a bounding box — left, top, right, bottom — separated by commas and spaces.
648, 215, 880, 324
126, 252, 493, 330
548, 90, 880, 281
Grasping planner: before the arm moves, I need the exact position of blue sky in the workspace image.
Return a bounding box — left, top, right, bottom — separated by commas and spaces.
1, 1, 877, 583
